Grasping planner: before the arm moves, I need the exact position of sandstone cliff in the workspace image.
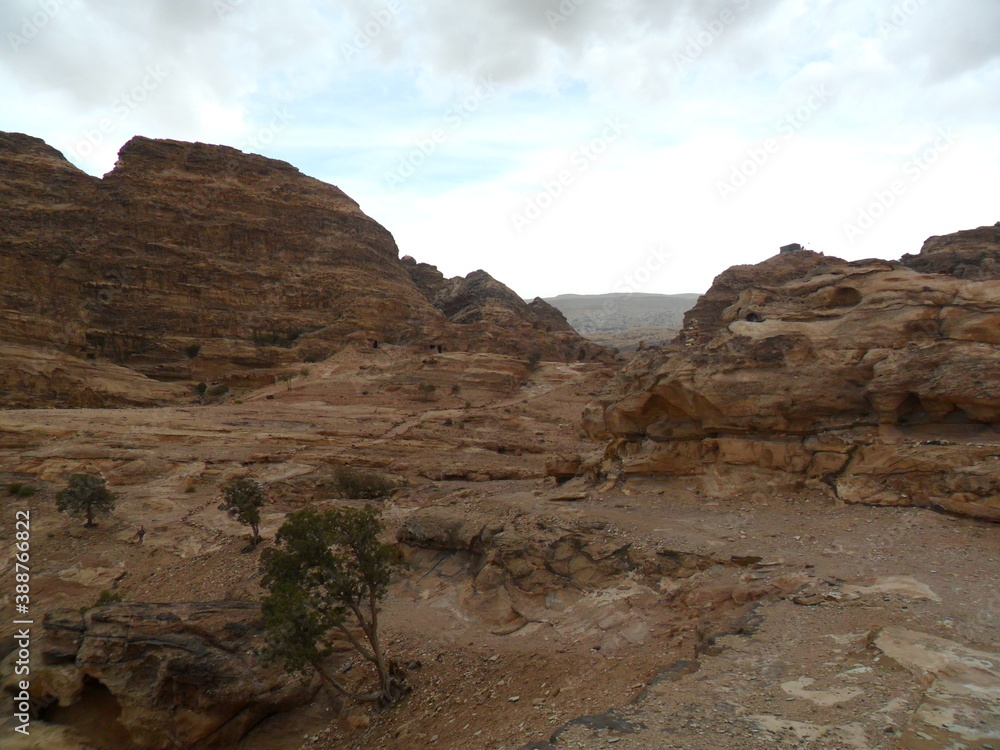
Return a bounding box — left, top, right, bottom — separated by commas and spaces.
0, 133, 606, 407
587, 226, 1000, 521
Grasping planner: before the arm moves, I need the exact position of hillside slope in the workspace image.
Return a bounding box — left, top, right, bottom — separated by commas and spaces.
544, 292, 701, 334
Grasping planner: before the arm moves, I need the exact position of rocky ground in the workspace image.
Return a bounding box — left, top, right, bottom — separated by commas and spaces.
0, 346, 997, 750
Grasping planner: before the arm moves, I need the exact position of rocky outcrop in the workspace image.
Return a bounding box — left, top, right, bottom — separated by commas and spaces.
398, 508, 720, 625
900, 223, 1000, 280
0, 133, 606, 407
398, 506, 720, 593
29, 601, 319, 750
589, 226, 1000, 520
400, 257, 607, 361
527, 297, 577, 334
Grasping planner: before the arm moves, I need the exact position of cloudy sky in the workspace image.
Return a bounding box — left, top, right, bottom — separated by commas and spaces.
3, 0, 998, 297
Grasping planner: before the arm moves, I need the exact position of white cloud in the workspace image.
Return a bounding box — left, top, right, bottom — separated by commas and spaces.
1, 0, 998, 295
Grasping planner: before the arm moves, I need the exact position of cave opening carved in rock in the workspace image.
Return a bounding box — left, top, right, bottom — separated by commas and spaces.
41, 676, 133, 748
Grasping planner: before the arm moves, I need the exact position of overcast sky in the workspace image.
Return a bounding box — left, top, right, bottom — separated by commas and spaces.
3, 0, 998, 297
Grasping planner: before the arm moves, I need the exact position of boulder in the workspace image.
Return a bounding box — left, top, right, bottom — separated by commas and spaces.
397, 508, 485, 551
31, 601, 319, 750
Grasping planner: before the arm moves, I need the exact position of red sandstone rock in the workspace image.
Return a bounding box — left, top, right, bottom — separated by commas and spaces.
0, 133, 607, 407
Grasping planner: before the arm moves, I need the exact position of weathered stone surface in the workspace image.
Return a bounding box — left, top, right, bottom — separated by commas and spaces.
900, 223, 1000, 280
544, 455, 583, 481
581, 401, 612, 440
598, 227, 1000, 520
32, 601, 319, 750
397, 508, 485, 551
399, 509, 716, 596
0, 132, 607, 407
874, 626, 1000, 748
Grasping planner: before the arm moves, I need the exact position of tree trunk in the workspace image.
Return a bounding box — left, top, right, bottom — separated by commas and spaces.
366, 593, 403, 705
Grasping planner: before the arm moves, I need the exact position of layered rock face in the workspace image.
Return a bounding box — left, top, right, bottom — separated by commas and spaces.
590, 226, 1000, 520
0, 133, 605, 407
32, 602, 318, 749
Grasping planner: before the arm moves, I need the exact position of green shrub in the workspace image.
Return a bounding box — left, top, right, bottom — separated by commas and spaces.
261, 506, 407, 704
206, 384, 230, 398
56, 474, 116, 528
218, 478, 266, 545
184, 344, 201, 359
7, 483, 36, 497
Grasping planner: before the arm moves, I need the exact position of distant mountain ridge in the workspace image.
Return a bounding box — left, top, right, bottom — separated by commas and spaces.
543, 292, 702, 334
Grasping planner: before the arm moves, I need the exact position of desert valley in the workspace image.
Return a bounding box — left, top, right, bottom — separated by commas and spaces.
0, 132, 998, 750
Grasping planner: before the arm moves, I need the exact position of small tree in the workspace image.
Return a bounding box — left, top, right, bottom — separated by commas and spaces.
55, 474, 116, 528
218, 478, 266, 545
260, 506, 406, 705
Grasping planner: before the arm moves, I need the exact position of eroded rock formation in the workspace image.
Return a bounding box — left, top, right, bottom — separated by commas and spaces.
31, 601, 319, 749
0, 132, 605, 407
395, 506, 801, 642
588, 226, 1000, 520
